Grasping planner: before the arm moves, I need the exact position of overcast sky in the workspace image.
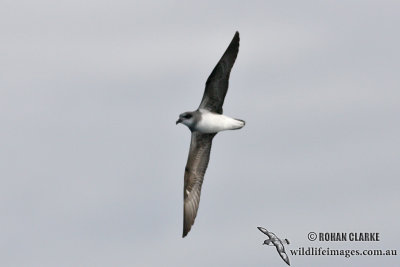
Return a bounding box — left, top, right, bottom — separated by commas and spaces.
1, 1, 399, 266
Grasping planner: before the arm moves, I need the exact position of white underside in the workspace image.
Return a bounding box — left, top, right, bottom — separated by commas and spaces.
195, 109, 245, 134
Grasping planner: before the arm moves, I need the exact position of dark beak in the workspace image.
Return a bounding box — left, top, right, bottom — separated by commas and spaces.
176, 118, 182, 125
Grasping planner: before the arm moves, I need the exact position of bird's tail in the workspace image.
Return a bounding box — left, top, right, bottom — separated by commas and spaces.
232, 118, 245, 130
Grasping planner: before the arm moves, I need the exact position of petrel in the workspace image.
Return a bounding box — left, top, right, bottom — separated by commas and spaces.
257, 227, 291, 266
176, 31, 244, 237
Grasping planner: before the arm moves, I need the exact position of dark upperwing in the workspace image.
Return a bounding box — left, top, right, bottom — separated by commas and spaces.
198, 31, 240, 114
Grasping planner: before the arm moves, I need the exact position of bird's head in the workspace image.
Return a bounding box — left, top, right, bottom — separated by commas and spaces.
176, 111, 195, 129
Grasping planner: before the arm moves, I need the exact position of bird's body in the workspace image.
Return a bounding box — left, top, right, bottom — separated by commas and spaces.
195, 109, 245, 133
176, 31, 244, 237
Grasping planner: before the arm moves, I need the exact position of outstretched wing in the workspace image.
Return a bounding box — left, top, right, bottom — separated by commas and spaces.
198, 31, 240, 114
272, 238, 290, 266
257, 227, 273, 238
183, 132, 216, 237
276, 245, 291, 266
268, 231, 280, 240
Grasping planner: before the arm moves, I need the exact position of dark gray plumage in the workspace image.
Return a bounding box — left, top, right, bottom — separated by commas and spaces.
199, 31, 240, 114
182, 132, 215, 237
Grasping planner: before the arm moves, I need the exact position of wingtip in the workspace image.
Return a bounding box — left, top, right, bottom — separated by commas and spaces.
182, 229, 189, 238
234, 31, 240, 41
182, 224, 190, 238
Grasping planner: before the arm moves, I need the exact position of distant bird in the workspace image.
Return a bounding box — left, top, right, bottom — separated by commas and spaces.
176, 32, 244, 237
257, 227, 291, 266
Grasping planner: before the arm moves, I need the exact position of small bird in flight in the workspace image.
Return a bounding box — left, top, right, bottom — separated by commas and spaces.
176, 31, 244, 237
257, 227, 291, 266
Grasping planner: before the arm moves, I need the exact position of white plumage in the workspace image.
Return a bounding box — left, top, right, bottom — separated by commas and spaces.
195, 109, 245, 133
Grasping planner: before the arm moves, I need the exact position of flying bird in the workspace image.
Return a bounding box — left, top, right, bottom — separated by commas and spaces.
176, 31, 244, 237
257, 227, 291, 266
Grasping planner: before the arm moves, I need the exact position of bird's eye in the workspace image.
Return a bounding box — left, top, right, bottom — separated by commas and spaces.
184, 114, 192, 119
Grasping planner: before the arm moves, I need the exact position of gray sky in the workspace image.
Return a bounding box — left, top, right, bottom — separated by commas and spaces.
1, 1, 399, 266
